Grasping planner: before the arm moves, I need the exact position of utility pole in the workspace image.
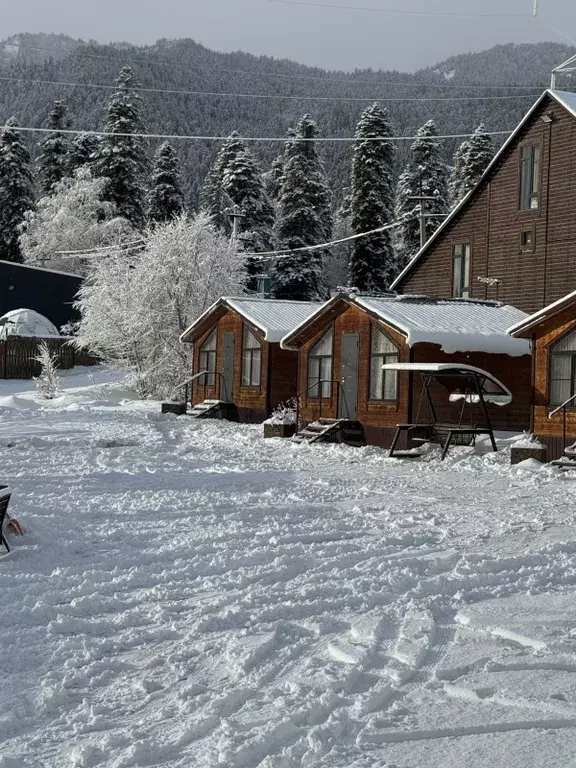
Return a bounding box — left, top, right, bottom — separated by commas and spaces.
227, 204, 245, 245
408, 190, 447, 249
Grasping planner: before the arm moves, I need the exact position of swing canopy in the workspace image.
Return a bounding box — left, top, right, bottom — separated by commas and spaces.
381, 363, 513, 405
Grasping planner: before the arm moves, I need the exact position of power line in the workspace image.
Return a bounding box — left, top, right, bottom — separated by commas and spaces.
56, 239, 145, 256
268, 0, 532, 18
0, 123, 514, 143
5, 40, 546, 90
0, 74, 541, 103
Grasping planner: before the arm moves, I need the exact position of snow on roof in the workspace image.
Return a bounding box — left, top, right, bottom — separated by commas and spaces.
355, 295, 530, 356
507, 288, 576, 336
390, 89, 576, 291
0, 308, 60, 339
180, 297, 321, 344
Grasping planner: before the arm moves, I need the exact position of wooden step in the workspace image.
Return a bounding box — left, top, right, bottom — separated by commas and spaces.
564, 449, 576, 459
551, 459, 576, 470
389, 451, 423, 459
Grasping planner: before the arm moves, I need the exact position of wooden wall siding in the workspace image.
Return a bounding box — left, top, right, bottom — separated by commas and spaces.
400, 97, 576, 315
191, 308, 300, 416
530, 306, 576, 439
298, 304, 411, 428
0, 338, 97, 379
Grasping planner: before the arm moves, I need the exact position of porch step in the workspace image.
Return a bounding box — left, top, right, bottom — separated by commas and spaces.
551, 459, 576, 471
564, 448, 576, 459
189, 400, 237, 421
292, 419, 365, 447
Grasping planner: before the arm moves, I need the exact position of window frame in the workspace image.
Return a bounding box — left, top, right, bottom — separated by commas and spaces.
198, 329, 217, 387
368, 325, 400, 403
548, 325, 576, 408
451, 243, 471, 299
241, 324, 263, 388
307, 328, 333, 400
520, 225, 535, 253
519, 142, 542, 212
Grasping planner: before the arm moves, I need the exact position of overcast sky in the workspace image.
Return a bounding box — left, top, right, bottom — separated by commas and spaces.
3, 0, 576, 71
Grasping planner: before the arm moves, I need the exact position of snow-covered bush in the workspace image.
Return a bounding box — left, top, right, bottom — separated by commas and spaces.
19, 170, 137, 275
34, 341, 61, 399
75, 213, 246, 398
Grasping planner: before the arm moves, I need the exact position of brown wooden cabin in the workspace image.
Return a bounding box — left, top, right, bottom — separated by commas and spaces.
509, 289, 576, 459
391, 89, 576, 316
281, 293, 533, 448
180, 297, 320, 422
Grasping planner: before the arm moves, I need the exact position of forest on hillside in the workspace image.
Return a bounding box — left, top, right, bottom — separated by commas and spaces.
1, 33, 574, 207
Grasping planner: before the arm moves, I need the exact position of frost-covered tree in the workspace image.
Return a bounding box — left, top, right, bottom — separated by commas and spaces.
394, 120, 449, 271
200, 132, 243, 234
34, 341, 61, 400
349, 103, 395, 292
448, 138, 470, 206
263, 154, 284, 201
461, 124, 494, 198
69, 133, 100, 175
20, 171, 136, 274
37, 101, 70, 195
0, 118, 34, 263
75, 213, 246, 397
95, 67, 149, 230
270, 116, 332, 300
148, 142, 184, 224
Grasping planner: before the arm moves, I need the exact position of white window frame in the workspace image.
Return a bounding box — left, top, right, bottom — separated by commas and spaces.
452, 244, 471, 299
241, 325, 262, 387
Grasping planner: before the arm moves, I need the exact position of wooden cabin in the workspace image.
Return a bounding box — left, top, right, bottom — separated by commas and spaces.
391, 89, 576, 316
180, 297, 320, 422
281, 293, 533, 448
509, 289, 576, 460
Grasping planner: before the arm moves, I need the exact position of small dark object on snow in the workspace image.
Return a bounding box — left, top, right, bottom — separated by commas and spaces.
161, 402, 187, 415
0, 489, 12, 553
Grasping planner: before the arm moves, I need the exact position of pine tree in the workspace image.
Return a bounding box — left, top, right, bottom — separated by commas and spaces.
449, 139, 470, 206
148, 142, 184, 223
95, 67, 149, 230
461, 124, 494, 197
0, 118, 34, 263
200, 132, 247, 235
34, 341, 61, 399
37, 101, 70, 195
394, 120, 449, 271
270, 116, 332, 301
349, 103, 395, 292
69, 133, 100, 175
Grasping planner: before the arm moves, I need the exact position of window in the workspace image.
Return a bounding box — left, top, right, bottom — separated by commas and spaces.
242, 326, 262, 386
369, 327, 399, 401
550, 328, 576, 406
520, 145, 541, 210
308, 329, 333, 398
198, 329, 217, 386
521, 229, 533, 249
452, 244, 471, 298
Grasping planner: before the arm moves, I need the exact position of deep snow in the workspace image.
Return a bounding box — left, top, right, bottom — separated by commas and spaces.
2, 369, 576, 767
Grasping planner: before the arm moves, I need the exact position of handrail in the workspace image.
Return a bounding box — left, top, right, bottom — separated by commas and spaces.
295, 379, 345, 428
549, 392, 576, 419
172, 370, 209, 394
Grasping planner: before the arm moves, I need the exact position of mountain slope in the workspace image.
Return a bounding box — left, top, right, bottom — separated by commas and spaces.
0, 36, 573, 205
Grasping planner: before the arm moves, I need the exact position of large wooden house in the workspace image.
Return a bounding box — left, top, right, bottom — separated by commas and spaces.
392, 89, 576, 315
281, 292, 532, 448
508, 289, 576, 460
180, 297, 320, 422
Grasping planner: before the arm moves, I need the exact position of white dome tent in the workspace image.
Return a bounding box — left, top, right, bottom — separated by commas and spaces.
0, 309, 60, 340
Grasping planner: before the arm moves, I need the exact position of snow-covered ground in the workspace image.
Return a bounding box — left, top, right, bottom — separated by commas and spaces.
3, 369, 576, 768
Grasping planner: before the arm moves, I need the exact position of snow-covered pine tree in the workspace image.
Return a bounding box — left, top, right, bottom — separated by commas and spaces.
69, 133, 100, 175
0, 118, 35, 263
200, 132, 247, 235
461, 124, 494, 198
448, 138, 470, 207
34, 341, 61, 400
349, 103, 395, 292
394, 120, 449, 272
148, 142, 184, 224
263, 154, 284, 201
95, 67, 149, 230
37, 101, 70, 195
270, 116, 332, 301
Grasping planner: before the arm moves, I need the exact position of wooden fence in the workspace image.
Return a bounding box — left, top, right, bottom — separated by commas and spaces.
0, 338, 97, 379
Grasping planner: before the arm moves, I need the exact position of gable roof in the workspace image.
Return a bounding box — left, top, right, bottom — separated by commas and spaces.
508, 288, 576, 338
390, 89, 576, 291
281, 293, 530, 357
180, 297, 321, 344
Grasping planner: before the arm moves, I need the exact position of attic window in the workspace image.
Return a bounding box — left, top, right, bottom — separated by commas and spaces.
520, 145, 540, 211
